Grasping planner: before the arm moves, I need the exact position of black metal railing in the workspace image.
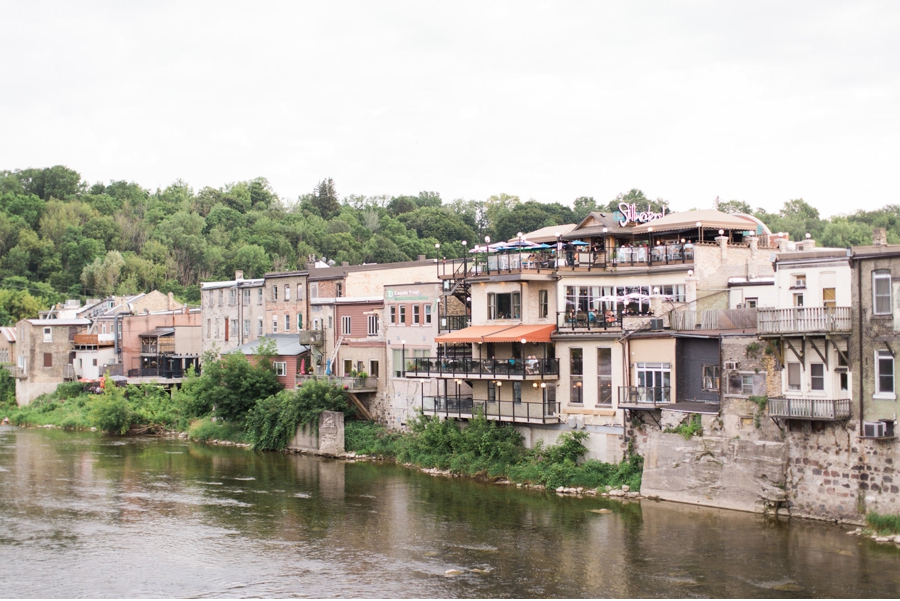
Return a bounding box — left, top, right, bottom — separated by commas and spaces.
439, 314, 469, 332
421, 396, 559, 423
618, 386, 672, 406
127, 367, 188, 379
556, 310, 622, 331
767, 397, 851, 420
407, 357, 559, 378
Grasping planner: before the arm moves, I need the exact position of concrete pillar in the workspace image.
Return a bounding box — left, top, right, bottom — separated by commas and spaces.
685, 275, 699, 313
747, 236, 759, 279
716, 235, 728, 262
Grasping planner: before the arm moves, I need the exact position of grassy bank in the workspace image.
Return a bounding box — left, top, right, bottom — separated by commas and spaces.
866, 512, 900, 536
345, 414, 643, 492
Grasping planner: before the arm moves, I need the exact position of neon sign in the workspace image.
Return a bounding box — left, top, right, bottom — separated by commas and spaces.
618, 203, 665, 227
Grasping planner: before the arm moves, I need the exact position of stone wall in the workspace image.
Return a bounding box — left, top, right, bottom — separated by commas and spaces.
288, 411, 345, 455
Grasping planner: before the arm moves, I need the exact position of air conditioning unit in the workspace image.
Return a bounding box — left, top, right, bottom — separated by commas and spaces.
724, 361, 739, 370
649, 318, 664, 330
863, 421, 888, 438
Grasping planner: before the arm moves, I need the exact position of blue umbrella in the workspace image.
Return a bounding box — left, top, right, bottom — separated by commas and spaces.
570, 240, 589, 246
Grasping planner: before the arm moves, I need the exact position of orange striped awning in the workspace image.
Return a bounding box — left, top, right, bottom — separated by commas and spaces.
434, 325, 516, 343
481, 324, 556, 343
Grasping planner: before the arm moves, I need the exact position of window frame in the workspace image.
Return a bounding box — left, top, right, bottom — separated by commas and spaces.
702, 364, 720, 391
412, 305, 420, 325
341, 315, 351, 335
810, 363, 825, 391
875, 349, 895, 399
873, 271, 892, 315
538, 290, 549, 319
424, 304, 432, 325
43, 327, 52, 343
367, 315, 379, 336
273, 362, 287, 377
284, 314, 291, 332
787, 362, 801, 392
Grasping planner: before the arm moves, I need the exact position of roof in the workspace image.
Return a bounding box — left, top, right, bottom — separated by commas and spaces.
230, 334, 310, 357
201, 278, 264, 290
508, 224, 577, 244
139, 327, 175, 338
308, 258, 436, 281
0, 327, 15, 343
851, 243, 900, 259
24, 319, 91, 326
435, 325, 516, 343
481, 324, 556, 343
563, 212, 630, 240
631, 209, 758, 235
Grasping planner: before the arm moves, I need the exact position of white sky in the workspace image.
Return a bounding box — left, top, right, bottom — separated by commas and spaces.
2, 1, 897, 217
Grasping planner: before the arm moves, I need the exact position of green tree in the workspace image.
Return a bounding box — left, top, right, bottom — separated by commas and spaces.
311, 178, 340, 219
81, 251, 125, 296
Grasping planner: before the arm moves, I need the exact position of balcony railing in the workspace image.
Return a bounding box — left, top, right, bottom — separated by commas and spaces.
421, 395, 559, 424
439, 314, 469, 332
557, 310, 622, 332
296, 375, 378, 391
127, 367, 187, 379
618, 386, 672, 407
406, 357, 559, 379
757, 307, 852, 335
141, 340, 176, 355
767, 397, 851, 420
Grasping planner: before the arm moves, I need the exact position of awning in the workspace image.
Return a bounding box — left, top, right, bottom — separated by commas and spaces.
630, 209, 758, 235
139, 327, 175, 338
435, 325, 517, 343
481, 324, 556, 343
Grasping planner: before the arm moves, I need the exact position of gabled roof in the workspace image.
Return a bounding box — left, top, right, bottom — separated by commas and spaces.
630, 209, 758, 235
0, 327, 15, 343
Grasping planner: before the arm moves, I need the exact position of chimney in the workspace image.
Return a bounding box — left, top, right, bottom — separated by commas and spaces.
307, 254, 316, 266
417, 254, 426, 261
235, 270, 244, 281
873, 227, 888, 246
777, 239, 789, 252
168, 291, 175, 310
342, 261, 350, 267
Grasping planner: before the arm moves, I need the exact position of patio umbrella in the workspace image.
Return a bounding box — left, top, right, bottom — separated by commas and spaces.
570, 240, 589, 246
597, 295, 622, 303
626, 292, 651, 302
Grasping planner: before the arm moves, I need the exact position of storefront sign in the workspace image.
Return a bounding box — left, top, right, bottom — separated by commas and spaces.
618, 203, 665, 227
387, 289, 429, 301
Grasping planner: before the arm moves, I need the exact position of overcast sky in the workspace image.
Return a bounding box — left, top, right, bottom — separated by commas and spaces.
2, 1, 897, 217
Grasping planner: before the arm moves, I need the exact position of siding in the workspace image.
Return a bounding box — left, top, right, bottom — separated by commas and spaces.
676, 337, 720, 402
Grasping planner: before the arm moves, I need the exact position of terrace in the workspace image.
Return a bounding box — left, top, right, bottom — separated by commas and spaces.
420, 395, 559, 424
295, 374, 378, 392
405, 356, 559, 380
757, 307, 852, 336
767, 397, 851, 421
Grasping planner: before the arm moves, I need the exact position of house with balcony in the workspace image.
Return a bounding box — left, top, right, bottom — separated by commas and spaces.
120, 307, 202, 384
757, 243, 853, 422
849, 234, 900, 440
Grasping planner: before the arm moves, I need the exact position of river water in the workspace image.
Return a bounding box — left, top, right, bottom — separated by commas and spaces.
0, 426, 898, 598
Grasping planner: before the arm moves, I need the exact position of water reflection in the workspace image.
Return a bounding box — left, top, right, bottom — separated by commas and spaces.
1, 426, 899, 598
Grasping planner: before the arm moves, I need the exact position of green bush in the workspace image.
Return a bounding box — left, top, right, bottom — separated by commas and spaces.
90, 386, 131, 434
244, 380, 350, 450
188, 417, 247, 443
664, 414, 703, 440
344, 421, 403, 457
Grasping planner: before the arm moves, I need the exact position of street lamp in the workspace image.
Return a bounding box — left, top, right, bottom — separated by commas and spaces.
696, 221, 703, 243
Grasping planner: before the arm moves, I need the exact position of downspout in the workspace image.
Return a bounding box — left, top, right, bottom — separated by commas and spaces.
857, 255, 864, 437
114, 312, 123, 363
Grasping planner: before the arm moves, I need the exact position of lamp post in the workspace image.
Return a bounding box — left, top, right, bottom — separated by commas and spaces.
401, 339, 406, 377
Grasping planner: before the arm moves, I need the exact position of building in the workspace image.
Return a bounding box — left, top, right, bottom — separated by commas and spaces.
200, 271, 266, 356
0, 327, 16, 368
120, 308, 202, 384
230, 334, 310, 390
14, 318, 90, 405
263, 270, 309, 341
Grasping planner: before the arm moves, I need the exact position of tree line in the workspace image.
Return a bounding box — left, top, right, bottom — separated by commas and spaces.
1, 165, 897, 325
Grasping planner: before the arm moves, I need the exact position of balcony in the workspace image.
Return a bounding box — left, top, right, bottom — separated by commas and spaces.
127, 367, 187, 380
296, 375, 378, 392
73, 333, 115, 347
141, 339, 176, 355
618, 386, 672, 408
757, 307, 851, 335
405, 357, 559, 380
767, 397, 851, 421
556, 310, 622, 332
420, 395, 559, 424
439, 314, 469, 332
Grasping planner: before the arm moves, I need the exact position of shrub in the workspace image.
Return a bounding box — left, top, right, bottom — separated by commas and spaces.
244, 380, 350, 450
188, 417, 247, 443
866, 512, 900, 535
344, 421, 403, 457
664, 414, 703, 440
90, 386, 131, 434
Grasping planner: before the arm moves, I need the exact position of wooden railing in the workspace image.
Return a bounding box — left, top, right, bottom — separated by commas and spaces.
618, 386, 672, 407
767, 397, 851, 420
757, 307, 851, 334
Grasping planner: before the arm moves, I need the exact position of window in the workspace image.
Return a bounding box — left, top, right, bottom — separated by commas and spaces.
875, 349, 894, 398
285, 314, 291, 332
230, 289, 236, 305
272, 315, 278, 333
636, 362, 671, 403
745, 298, 758, 308
257, 289, 263, 305
285, 285, 290, 302
297, 313, 303, 330
787, 362, 801, 391
424, 304, 432, 325
793, 293, 804, 307
43, 327, 52, 342
389, 306, 397, 324
258, 318, 263, 336
218, 290, 224, 305
487, 292, 521, 320
368, 315, 379, 336
273, 362, 286, 377
702, 365, 720, 391
823, 288, 836, 309
43, 353, 52, 368
92, 358, 98, 367
243, 289, 250, 305
393, 349, 404, 377
570, 348, 583, 404
328, 316, 333, 329
487, 381, 497, 403
539, 290, 549, 319
343, 359, 352, 376
399, 305, 406, 324
369, 360, 379, 378
513, 381, 522, 404
739, 374, 754, 395
413, 305, 420, 325
297, 284, 304, 300
597, 348, 612, 405
272, 286, 278, 301
810, 363, 825, 391
874, 271, 892, 315
792, 274, 806, 288
243, 320, 250, 336
206, 319, 211, 338
341, 316, 351, 335
336, 283, 343, 297
310, 283, 319, 299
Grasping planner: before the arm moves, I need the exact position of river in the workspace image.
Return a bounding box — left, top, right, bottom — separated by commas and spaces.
0, 426, 898, 598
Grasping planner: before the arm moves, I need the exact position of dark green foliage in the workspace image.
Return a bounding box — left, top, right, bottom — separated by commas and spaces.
90, 385, 131, 434
187, 417, 248, 443
664, 414, 703, 440
244, 380, 350, 450
866, 512, 900, 535
0, 367, 14, 405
